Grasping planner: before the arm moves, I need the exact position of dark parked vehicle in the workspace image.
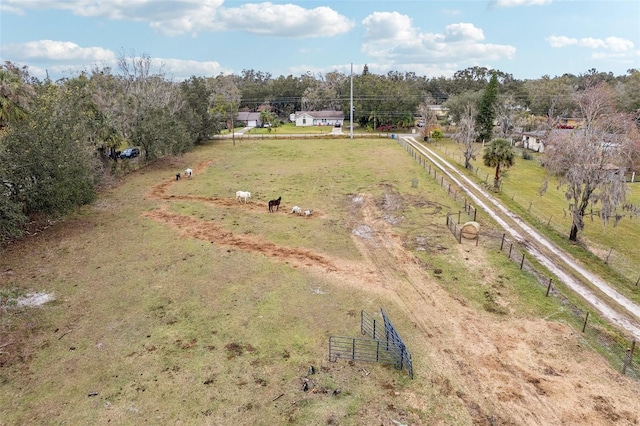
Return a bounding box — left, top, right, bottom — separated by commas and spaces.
120, 148, 140, 159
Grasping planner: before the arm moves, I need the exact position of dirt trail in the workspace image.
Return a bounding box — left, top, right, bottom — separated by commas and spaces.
142, 162, 640, 425
403, 136, 640, 341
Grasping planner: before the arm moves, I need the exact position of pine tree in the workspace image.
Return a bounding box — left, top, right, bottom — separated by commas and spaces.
476, 73, 498, 143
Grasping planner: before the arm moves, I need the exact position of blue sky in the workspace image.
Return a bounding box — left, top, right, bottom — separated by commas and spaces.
1, 0, 639, 82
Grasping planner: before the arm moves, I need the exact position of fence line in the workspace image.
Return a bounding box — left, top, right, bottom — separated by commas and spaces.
434, 145, 640, 284
329, 309, 414, 379
396, 137, 640, 381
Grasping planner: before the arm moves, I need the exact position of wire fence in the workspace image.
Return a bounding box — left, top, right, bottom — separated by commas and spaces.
396, 137, 640, 381
329, 309, 414, 379
434, 145, 640, 285
212, 132, 395, 141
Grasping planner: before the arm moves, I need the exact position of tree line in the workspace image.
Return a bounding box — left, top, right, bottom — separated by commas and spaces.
1, 54, 640, 243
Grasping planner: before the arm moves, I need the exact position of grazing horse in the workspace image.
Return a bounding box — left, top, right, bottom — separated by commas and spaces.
184, 168, 193, 178
268, 196, 281, 213
304, 209, 313, 217
236, 191, 251, 203
291, 206, 302, 215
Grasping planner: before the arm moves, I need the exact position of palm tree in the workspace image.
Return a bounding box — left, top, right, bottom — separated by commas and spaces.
259, 109, 273, 127
483, 138, 515, 190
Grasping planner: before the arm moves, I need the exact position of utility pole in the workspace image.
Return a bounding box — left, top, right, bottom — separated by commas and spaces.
230, 103, 235, 146
350, 63, 353, 140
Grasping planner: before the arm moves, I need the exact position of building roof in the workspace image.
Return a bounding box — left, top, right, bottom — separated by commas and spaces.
237, 111, 261, 121
295, 110, 344, 119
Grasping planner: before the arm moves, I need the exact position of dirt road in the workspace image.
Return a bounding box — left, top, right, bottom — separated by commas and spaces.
402, 136, 640, 341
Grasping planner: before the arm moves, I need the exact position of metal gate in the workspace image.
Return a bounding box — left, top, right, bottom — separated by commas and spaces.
329, 308, 414, 379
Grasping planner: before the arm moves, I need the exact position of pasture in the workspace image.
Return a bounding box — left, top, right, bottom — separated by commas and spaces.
431, 139, 640, 303
1, 137, 639, 425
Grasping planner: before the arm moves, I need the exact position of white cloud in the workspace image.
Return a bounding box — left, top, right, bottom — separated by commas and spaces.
159, 58, 230, 79
217, 3, 353, 37
1, 40, 229, 81
491, 0, 552, 6
546, 35, 578, 48
362, 12, 416, 41
2, 40, 116, 63
443, 23, 485, 42
1, 0, 352, 38
361, 13, 515, 70
602, 37, 634, 52
547, 34, 637, 68
548, 35, 634, 52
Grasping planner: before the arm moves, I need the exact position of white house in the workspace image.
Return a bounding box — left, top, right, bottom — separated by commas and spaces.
291, 110, 344, 127
521, 130, 548, 153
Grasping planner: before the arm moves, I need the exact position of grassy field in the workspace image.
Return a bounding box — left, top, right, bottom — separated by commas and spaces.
430, 139, 640, 303
1, 137, 638, 425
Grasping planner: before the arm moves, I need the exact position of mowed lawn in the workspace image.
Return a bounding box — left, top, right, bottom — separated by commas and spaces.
1, 137, 492, 425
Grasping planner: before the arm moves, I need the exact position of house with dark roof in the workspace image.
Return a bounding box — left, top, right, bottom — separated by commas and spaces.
291, 110, 344, 127
236, 112, 261, 127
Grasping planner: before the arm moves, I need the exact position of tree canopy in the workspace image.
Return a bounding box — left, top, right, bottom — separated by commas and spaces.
541, 82, 640, 241
483, 138, 516, 190
2, 59, 640, 243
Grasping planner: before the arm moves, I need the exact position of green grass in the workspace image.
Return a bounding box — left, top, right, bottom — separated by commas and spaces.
432, 138, 640, 302
1, 137, 636, 424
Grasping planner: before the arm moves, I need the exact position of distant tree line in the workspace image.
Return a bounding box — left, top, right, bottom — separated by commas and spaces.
1, 54, 640, 242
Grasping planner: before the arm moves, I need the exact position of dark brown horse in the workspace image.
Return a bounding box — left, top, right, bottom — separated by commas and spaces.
268, 196, 281, 213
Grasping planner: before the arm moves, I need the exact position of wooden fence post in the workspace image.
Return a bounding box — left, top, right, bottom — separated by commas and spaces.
582, 312, 590, 333
500, 234, 505, 251
546, 278, 553, 297
520, 253, 525, 270
604, 248, 613, 264
622, 340, 636, 375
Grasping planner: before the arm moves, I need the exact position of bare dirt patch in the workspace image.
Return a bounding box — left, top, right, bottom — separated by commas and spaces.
140, 170, 640, 424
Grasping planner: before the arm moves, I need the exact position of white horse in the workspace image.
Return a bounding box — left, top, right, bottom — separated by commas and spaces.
291, 206, 302, 215
236, 190, 251, 203
304, 209, 313, 217
184, 168, 193, 178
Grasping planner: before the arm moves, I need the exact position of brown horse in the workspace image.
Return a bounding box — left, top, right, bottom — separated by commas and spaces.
268, 196, 281, 213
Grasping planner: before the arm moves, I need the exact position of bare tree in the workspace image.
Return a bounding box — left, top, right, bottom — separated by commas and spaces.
417, 96, 439, 139
301, 71, 345, 111
207, 74, 241, 145
453, 103, 479, 169
541, 82, 640, 241
495, 94, 519, 140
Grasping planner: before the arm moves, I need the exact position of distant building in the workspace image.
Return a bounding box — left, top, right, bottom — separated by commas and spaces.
291, 110, 344, 127
236, 112, 261, 127
428, 105, 448, 118
521, 130, 548, 152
